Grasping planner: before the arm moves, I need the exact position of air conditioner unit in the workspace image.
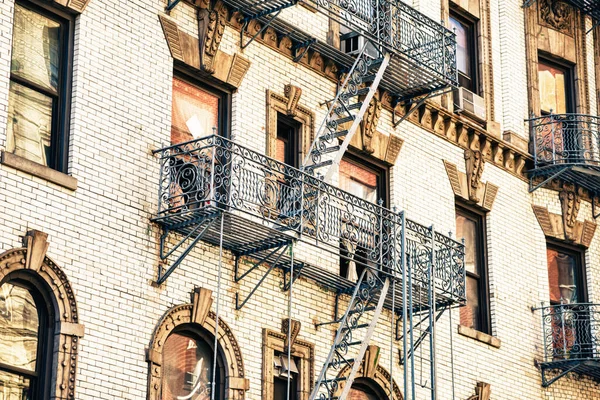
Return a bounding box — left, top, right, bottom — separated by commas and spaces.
454, 87, 486, 122
341, 32, 364, 56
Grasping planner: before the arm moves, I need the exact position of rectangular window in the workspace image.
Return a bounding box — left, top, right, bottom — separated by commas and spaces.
449, 11, 478, 93
538, 57, 575, 115
6, 1, 73, 172
547, 244, 586, 304
456, 205, 489, 333
275, 114, 301, 168
273, 353, 299, 400
339, 154, 389, 280
171, 75, 230, 144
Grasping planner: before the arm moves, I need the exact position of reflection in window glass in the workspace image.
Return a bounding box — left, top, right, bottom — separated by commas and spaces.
339, 159, 378, 203
162, 331, 214, 400
456, 214, 478, 275
11, 4, 61, 93
0, 370, 32, 399
171, 78, 219, 145
538, 61, 568, 114
0, 283, 39, 372
449, 16, 469, 76
547, 249, 579, 304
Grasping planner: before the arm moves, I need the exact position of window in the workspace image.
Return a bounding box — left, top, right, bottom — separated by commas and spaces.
275, 114, 301, 168
348, 379, 387, 400
171, 75, 230, 144
547, 244, 586, 305
6, 0, 73, 172
456, 205, 490, 333
339, 154, 388, 280
538, 57, 575, 115
272, 352, 299, 400
162, 327, 224, 400
0, 280, 53, 399
449, 12, 478, 92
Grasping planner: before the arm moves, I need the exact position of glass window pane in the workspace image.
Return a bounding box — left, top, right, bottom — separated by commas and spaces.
162, 331, 214, 400
6, 80, 53, 166
460, 276, 480, 330
273, 376, 297, 400
455, 213, 479, 274
11, 4, 61, 93
172, 78, 219, 144
538, 62, 568, 114
547, 248, 579, 304
339, 159, 378, 203
0, 283, 39, 372
348, 385, 379, 400
0, 370, 32, 399
449, 16, 470, 76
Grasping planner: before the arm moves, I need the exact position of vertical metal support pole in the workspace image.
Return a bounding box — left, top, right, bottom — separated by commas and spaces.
541, 303, 548, 362
531, 113, 538, 169
287, 242, 295, 400
211, 213, 225, 400
408, 250, 415, 399
210, 138, 217, 205
448, 236, 456, 400
429, 225, 437, 400
157, 147, 165, 214
389, 277, 396, 399
551, 113, 557, 165
401, 211, 409, 400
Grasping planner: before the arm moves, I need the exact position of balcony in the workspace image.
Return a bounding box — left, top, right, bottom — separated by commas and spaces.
225, 0, 457, 102
152, 135, 465, 311
528, 114, 600, 194
538, 303, 600, 386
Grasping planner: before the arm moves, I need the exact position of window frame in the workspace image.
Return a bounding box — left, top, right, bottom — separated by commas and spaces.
546, 240, 587, 305
537, 54, 576, 115
0, 277, 54, 399
8, 0, 75, 173
456, 202, 490, 334
276, 113, 302, 168
173, 67, 232, 140
340, 151, 390, 207
449, 9, 479, 94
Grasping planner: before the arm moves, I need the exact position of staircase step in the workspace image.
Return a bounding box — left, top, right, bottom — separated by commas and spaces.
355, 87, 370, 97
335, 115, 354, 124
368, 58, 385, 70
319, 129, 348, 141
327, 358, 355, 368
348, 305, 376, 315
312, 146, 340, 156
323, 377, 347, 384
346, 102, 363, 111
335, 341, 361, 349
306, 160, 333, 172
361, 74, 376, 83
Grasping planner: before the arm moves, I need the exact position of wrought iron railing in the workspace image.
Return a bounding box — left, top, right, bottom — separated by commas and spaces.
529, 113, 600, 168
303, 0, 457, 86
539, 303, 600, 363
154, 135, 465, 302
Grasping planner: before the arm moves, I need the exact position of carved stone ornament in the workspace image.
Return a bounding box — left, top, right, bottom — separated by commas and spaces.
284, 84, 303, 117
0, 230, 84, 400
532, 202, 597, 246
360, 96, 382, 154
467, 382, 491, 400
335, 362, 403, 400
538, 0, 573, 35
559, 183, 582, 240
147, 288, 249, 399
465, 150, 485, 203
197, 1, 228, 73
281, 318, 301, 351
54, 0, 91, 13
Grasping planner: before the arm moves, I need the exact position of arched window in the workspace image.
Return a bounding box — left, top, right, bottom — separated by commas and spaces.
0, 279, 53, 398
348, 378, 388, 400
162, 325, 225, 400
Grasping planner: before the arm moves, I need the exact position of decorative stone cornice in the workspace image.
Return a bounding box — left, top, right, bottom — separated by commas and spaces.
284, 84, 303, 117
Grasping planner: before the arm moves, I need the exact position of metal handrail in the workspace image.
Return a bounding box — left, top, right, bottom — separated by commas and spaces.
528, 113, 600, 169
153, 135, 466, 302
537, 302, 600, 363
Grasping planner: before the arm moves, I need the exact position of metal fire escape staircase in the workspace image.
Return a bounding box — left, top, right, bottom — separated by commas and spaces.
303, 42, 390, 182
310, 270, 390, 400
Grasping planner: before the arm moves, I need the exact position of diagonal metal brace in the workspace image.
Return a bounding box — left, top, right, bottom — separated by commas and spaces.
235, 244, 290, 310
292, 38, 316, 62
528, 168, 568, 193
165, 0, 182, 12
541, 362, 581, 387
398, 307, 447, 363
157, 213, 220, 285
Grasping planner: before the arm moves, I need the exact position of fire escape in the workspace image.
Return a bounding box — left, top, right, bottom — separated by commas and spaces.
153, 1, 464, 399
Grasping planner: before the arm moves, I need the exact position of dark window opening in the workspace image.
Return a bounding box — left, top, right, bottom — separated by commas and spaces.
275, 113, 301, 168
7, 0, 74, 172
273, 352, 299, 400
456, 204, 490, 334
449, 11, 479, 93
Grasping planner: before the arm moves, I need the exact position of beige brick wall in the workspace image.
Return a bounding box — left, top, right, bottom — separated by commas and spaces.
0, 0, 598, 399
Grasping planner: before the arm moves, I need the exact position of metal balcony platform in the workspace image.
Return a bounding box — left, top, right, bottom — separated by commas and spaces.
536, 302, 600, 387
527, 114, 600, 195
222, 0, 457, 103
152, 135, 465, 309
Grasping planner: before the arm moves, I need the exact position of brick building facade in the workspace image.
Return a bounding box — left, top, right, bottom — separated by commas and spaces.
0, 0, 599, 399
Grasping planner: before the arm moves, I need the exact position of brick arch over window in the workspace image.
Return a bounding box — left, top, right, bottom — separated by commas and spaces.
335, 345, 403, 400
147, 287, 249, 399
0, 230, 84, 400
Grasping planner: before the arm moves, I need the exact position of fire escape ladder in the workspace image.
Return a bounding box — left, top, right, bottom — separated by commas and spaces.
309, 270, 390, 400
302, 42, 390, 183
